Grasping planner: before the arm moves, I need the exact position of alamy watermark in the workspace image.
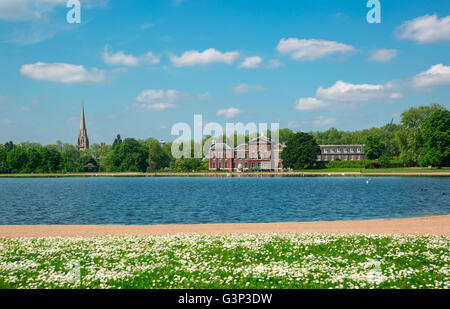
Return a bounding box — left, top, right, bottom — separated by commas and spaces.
67, 260, 81, 285
66, 0, 81, 24
366, 0, 381, 24
170, 115, 280, 159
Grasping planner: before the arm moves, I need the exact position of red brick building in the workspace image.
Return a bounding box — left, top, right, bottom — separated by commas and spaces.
208, 136, 284, 172
208, 138, 365, 171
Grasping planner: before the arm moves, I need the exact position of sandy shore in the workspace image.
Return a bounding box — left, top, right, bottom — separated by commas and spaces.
0, 215, 448, 237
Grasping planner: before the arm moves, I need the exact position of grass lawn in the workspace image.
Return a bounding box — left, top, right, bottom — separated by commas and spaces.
0, 234, 448, 289
295, 167, 450, 173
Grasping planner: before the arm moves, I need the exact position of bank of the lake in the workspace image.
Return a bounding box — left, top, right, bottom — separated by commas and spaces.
1, 216, 449, 238
1, 167, 450, 178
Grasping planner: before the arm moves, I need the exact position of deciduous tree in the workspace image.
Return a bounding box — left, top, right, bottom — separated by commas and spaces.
281, 132, 320, 169
419, 109, 450, 167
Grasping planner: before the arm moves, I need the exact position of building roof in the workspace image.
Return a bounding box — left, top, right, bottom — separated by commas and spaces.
319, 145, 364, 147
209, 143, 233, 151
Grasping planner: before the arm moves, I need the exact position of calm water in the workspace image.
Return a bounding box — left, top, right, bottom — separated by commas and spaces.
0, 177, 449, 225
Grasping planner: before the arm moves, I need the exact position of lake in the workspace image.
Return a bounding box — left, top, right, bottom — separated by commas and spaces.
0, 177, 448, 225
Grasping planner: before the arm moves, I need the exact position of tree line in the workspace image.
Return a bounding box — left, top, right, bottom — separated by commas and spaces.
0, 103, 448, 174
281, 104, 449, 169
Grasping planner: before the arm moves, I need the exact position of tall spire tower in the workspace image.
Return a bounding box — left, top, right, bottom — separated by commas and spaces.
77, 106, 89, 150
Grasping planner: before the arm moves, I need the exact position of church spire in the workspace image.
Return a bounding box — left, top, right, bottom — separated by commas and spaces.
77, 106, 89, 150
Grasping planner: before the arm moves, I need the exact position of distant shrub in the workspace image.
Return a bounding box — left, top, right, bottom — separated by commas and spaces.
364, 161, 378, 169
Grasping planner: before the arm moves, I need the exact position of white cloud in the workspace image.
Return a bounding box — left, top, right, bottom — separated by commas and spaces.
316, 80, 395, 102
294, 97, 329, 111
0, 0, 108, 44
170, 48, 239, 67
265, 59, 283, 68
395, 14, 450, 43
136, 89, 184, 103
294, 80, 403, 112
369, 49, 398, 62
413, 64, 450, 88
102, 47, 160, 66
0, 0, 65, 21
20, 62, 105, 83
389, 93, 404, 99
238, 56, 263, 69
133, 89, 188, 112
0, 0, 108, 21
276, 38, 356, 61
232, 83, 266, 94
216, 107, 242, 119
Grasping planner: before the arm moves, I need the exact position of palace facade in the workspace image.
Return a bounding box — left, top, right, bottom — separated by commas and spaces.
208, 135, 284, 172
208, 137, 365, 171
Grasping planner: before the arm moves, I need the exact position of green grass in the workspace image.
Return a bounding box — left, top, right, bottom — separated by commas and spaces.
294, 167, 450, 173
2, 167, 450, 177
0, 234, 448, 289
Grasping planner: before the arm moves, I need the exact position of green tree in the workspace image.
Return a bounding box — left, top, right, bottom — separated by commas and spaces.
26, 148, 42, 172
38, 147, 61, 173
281, 132, 320, 169
184, 158, 202, 171
146, 139, 171, 171
396, 103, 446, 166
113, 138, 149, 172
112, 134, 122, 150
99, 151, 115, 172
199, 159, 209, 171
419, 109, 450, 167
172, 159, 188, 172
274, 128, 294, 144
0, 146, 8, 173
365, 135, 386, 160
60, 144, 81, 172
4, 141, 15, 153
7, 148, 28, 173
378, 154, 391, 167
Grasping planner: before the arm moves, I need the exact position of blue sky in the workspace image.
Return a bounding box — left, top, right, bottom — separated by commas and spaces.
0, 0, 449, 145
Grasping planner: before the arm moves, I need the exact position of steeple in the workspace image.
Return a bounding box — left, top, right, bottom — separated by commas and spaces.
77, 106, 89, 150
